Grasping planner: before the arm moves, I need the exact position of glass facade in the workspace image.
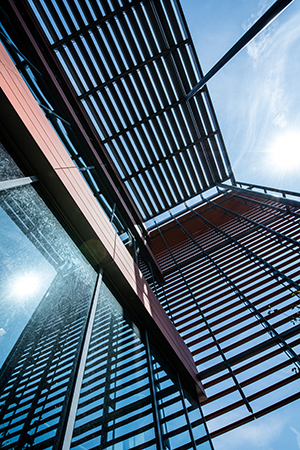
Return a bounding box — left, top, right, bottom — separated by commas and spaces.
0, 147, 212, 449
1, 1, 300, 446
71, 282, 210, 450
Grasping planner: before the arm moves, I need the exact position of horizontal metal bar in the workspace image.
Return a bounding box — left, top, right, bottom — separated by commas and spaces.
236, 180, 300, 199
210, 391, 300, 438
198, 323, 300, 379
78, 40, 190, 100
50, 0, 144, 49
123, 133, 217, 181
0, 176, 38, 191
218, 182, 300, 210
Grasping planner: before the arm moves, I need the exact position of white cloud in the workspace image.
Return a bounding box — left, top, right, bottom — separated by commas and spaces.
240, 6, 300, 130
290, 427, 300, 449
233, 8, 300, 172
213, 414, 287, 450
0, 328, 7, 336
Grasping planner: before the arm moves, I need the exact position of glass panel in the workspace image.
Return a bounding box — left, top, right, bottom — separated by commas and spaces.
71, 281, 213, 450
0, 183, 97, 449
0, 142, 24, 181
71, 281, 156, 449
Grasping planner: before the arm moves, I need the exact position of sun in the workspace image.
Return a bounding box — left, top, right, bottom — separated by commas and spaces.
12, 273, 40, 298
268, 131, 300, 171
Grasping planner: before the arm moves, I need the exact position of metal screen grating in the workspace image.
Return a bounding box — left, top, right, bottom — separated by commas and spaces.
147, 190, 300, 436
26, 0, 233, 220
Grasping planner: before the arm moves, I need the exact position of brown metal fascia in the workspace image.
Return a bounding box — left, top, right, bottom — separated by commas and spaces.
150, 190, 285, 241
0, 47, 204, 401
5, 0, 164, 282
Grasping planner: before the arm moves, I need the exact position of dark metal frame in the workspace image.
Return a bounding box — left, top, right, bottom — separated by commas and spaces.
2, 0, 234, 222
148, 189, 300, 438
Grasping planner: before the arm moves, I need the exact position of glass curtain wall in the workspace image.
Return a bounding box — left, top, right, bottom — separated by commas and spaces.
0, 144, 212, 450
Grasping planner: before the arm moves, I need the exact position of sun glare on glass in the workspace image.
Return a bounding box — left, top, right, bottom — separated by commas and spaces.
268, 131, 300, 171
13, 274, 40, 298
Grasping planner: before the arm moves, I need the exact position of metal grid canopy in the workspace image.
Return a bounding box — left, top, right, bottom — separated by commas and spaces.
26, 0, 233, 221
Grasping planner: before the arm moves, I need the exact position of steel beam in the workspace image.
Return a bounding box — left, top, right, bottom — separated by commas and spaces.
186, 0, 294, 100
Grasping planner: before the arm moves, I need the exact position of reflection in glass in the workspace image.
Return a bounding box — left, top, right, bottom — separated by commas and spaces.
71, 282, 212, 450
0, 142, 24, 181
0, 183, 96, 449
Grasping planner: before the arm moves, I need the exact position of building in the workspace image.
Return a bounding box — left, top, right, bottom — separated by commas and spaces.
0, 1, 299, 449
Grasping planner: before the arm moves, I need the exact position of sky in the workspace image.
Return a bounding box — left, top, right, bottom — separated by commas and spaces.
180, 1, 300, 449
181, 0, 300, 194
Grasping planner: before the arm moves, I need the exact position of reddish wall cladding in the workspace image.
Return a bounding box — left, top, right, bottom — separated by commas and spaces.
150, 194, 300, 435
0, 42, 204, 401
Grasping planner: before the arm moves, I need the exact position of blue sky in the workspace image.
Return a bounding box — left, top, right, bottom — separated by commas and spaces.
180, 1, 300, 449
181, 0, 300, 194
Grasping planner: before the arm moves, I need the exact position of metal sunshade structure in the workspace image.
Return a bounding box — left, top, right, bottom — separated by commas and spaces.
24, 0, 234, 221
